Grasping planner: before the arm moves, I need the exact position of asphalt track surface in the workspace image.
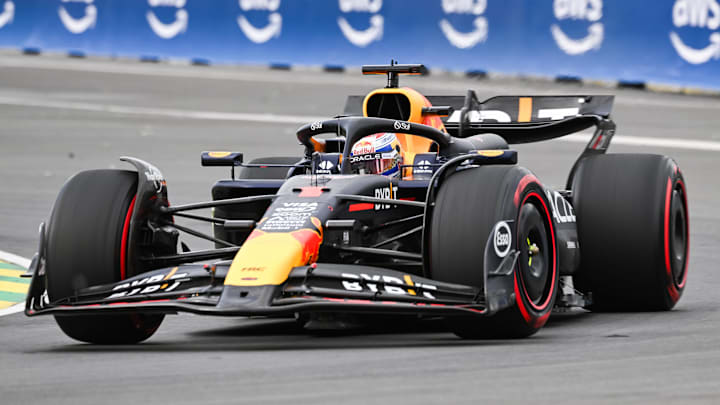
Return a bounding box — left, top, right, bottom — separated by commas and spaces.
0, 54, 719, 404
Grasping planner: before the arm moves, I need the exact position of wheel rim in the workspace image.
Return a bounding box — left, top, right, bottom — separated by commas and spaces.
670, 186, 688, 287
517, 199, 551, 307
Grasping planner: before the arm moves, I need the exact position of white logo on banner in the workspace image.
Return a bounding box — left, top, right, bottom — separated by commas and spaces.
237, 0, 282, 43
670, 0, 720, 64
550, 0, 604, 55
337, 0, 383, 47
59, 0, 97, 34
147, 0, 188, 39
439, 0, 488, 49
0, 1, 14, 29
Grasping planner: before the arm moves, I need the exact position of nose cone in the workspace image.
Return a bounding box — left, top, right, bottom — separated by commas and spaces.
224, 219, 323, 287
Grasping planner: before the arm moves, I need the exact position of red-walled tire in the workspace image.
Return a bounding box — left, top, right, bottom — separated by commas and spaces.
572, 154, 689, 311
46, 170, 164, 344
429, 166, 559, 338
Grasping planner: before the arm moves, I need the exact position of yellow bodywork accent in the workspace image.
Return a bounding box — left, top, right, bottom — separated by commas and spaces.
518, 97, 533, 122
225, 233, 305, 287
362, 87, 441, 174
403, 274, 416, 296
208, 151, 232, 158
160, 266, 178, 289
477, 150, 504, 157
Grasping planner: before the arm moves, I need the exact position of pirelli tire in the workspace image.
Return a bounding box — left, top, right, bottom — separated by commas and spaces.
572, 154, 689, 311
428, 166, 559, 339
45, 170, 164, 344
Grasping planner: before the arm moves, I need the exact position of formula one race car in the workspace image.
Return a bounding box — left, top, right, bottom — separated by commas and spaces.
25, 63, 689, 343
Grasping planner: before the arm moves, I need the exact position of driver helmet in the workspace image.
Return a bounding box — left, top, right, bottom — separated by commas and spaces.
350, 133, 402, 176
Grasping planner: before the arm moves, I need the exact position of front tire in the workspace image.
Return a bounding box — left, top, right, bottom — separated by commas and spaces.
46, 170, 164, 344
428, 166, 558, 338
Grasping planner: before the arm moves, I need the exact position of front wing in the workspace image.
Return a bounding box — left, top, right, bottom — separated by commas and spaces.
25, 256, 518, 319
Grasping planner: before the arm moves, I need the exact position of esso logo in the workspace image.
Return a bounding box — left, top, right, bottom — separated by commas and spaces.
493, 221, 512, 258
310, 121, 323, 131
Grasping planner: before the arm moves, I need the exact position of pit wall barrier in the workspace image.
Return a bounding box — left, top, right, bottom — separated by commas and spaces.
0, 0, 718, 90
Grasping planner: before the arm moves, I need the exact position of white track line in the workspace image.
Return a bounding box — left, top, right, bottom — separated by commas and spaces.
0, 96, 326, 125
0, 250, 30, 317
1, 95, 718, 152
1, 56, 720, 111
563, 134, 720, 152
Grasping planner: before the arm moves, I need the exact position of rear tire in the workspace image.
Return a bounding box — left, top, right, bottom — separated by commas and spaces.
429, 166, 558, 338
572, 154, 689, 311
46, 170, 164, 344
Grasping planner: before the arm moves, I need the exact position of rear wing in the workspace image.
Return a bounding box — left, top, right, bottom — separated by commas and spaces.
343, 92, 614, 144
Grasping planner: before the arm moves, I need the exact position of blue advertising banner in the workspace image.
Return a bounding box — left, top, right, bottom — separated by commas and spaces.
0, 0, 718, 90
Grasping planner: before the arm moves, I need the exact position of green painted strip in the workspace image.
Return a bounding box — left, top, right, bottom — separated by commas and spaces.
0, 275, 30, 284
0, 262, 25, 271
0, 291, 26, 302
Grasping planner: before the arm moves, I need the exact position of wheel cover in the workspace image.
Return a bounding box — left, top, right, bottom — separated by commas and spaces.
669, 184, 688, 288
517, 193, 556, 312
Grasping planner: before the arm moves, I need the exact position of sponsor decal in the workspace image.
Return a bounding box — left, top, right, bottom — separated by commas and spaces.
208, 151, 231, 158
414, 160, 434, 175
107, 269, 189, 298
550, 0, 604, 55
143, 164, 166, 193
59, 0, 97, 34
374, 185, 397, 210
147, 0, 188, 39
439, 0, 488, 49
341, 273, 437, 299
352, 139, 375, 155
447, 109, 512, 123
310, 121, 323, 131
670, 0, 720, 64
350, 152, 381, 163
546, 190, 576, 224
447, 105, 577, 124
493, 221, 511, 258
393, 120, 411, 131
237, 0, 282, 44
317, 160, 335, 174
0, 1, 14, 29
260, 202, 319, 231
337, 0, 383, 47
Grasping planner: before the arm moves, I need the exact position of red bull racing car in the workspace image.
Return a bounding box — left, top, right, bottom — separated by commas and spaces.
24, 64, 689, 343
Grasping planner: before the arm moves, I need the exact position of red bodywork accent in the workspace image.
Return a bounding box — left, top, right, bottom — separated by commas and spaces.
348, 203, 374, 212
119, 195, 137, 281
591, 135, 604, 150
299, 187, 324, 197
513, 174, 539, 206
